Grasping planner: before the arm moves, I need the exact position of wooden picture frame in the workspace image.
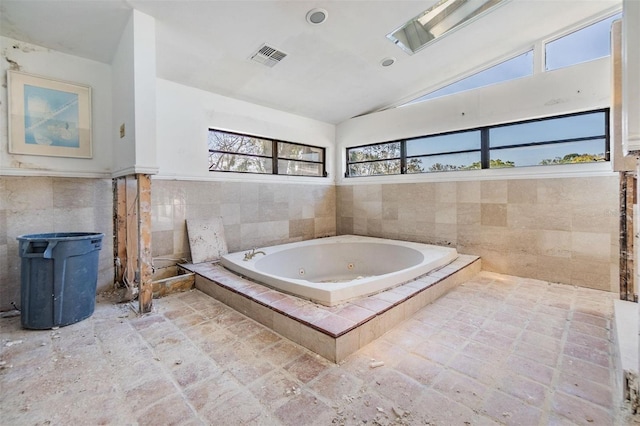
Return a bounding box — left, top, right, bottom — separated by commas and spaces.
7, 70, 92, 158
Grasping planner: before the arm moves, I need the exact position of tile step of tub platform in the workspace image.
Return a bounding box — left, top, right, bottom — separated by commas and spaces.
180, 254, 480, 363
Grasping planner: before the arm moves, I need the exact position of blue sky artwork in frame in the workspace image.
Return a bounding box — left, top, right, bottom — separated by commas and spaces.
23, 84, 80, 148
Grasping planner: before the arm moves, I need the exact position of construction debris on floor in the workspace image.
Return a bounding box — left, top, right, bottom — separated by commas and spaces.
0, 271, 636, 425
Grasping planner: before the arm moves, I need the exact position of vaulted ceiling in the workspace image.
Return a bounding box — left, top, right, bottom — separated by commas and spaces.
0, 0, 621, 124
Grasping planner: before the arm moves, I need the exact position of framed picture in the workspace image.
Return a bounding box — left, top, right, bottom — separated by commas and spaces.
7, 70, 92, 158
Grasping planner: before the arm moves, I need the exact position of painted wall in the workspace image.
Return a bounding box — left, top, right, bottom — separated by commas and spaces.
151, 79, 337, 273
0, 37, 115, 311
335, 55, 620, 292
0, 36, 113, 176
155, 78, 335, 181
111, 10, 158, 177
335, 57, 612, 183
0, 13, 625, 311
110, 14, 136, 176
623, 0, 640, 152
626, 0, 640, 382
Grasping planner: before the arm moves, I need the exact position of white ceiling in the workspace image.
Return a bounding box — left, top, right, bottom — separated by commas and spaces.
0, 0, 621, 124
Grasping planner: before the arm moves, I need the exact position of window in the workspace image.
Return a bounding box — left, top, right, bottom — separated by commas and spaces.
405, 131, 481, 172
277, 142, 325, 176
396, 11, 620, 108
347, 142, 401, 176
208, 129, 326, 177
345, 109, 608, 177
489, 111, 609, 167
408, 50, 533, 104
545, 13, 622, 71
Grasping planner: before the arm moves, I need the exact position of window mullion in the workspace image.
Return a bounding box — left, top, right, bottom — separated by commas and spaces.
322, 147, 328, 177
272, 140, 279, 175
344, 109, 608, 177
208, 129, 325, 177
604, 109, 610, 161
481, 128, 490, 169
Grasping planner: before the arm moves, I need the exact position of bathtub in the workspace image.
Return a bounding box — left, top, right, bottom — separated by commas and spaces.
220, 235, 458, 306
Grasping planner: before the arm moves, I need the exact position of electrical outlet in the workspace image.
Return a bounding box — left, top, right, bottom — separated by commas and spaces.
120, 124, 125, 138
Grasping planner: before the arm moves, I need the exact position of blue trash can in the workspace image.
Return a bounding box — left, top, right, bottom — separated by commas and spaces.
17, 232, 104, 329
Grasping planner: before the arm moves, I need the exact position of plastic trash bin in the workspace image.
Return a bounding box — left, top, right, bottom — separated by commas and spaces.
17, 232, 104, 329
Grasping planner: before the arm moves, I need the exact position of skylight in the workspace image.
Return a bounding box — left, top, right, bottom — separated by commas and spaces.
387, 0, 508, 55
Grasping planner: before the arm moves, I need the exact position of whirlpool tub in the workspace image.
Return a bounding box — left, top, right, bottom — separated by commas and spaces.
220, 235, 458, 306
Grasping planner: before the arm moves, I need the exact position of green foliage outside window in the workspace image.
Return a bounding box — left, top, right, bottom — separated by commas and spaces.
346, 110, 608, 177
208, 129, 325, 177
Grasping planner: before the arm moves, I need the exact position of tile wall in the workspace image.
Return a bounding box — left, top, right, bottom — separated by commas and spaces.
337, 176, 620, 292
0, 176, 114, 311
0, 174, 619, 313
151, 180, 336, 271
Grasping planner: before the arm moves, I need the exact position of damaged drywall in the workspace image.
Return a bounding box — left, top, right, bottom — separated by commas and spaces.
113, 174, 154, 313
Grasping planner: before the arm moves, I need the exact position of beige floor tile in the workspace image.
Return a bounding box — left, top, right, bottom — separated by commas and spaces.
0, 272, 634, 425
483, 390, 543, 425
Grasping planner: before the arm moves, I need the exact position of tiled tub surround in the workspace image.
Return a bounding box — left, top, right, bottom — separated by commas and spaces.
151, 179, 336, 277
183, 255, 480, 362
337, 175, 620, 292
0, 176, 114, 312
221, 235, 458, 306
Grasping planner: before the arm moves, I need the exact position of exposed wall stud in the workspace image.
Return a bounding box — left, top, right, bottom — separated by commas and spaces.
620, 172, 636, 301
113, 178, 127, 286
137, 174, 153, 313
113, 174, 153, 312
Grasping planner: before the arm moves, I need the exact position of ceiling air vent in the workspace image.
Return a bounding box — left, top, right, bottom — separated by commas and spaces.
250, 44, 287, 68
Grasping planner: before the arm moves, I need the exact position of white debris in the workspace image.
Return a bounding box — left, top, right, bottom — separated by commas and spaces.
369, 361, 385, 368
286, 386, 301, 396
5, 340, 23, 347
392, 407, 404, 418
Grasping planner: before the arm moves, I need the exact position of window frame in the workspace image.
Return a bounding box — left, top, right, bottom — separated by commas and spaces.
544, 11, 623, 72
405, 129, 483, 173
346, 141, 403, 176
345, 109, 610, 177
397, 9, 621, 109
407, 49, 534, 104
208, 129, 327, 177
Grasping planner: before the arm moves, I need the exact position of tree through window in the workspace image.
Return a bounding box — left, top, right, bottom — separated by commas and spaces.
208, 129, 326, 177
346, 109, 608, 177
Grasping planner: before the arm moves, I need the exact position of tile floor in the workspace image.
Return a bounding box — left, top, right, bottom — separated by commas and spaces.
186, 255, 479, 362
0, 271, 636, 425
